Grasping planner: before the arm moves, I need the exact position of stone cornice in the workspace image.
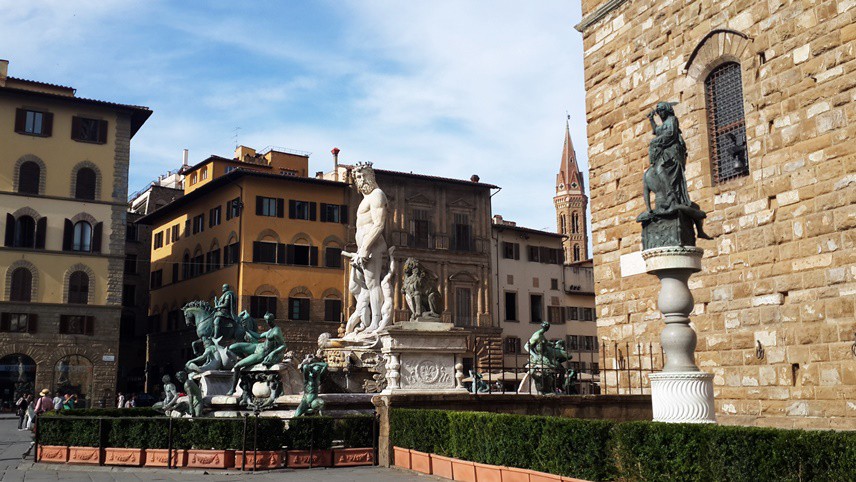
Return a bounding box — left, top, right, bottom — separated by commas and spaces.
575, 0, 631, 33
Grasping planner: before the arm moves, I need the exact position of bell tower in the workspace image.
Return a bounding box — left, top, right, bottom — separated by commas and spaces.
554, 118, 588, 262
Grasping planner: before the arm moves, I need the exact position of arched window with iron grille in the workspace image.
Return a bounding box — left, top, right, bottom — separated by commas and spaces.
705, 62, 749, 183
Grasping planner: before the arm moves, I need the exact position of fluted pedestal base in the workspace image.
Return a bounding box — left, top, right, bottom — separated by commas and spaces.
649, 372, 715, 423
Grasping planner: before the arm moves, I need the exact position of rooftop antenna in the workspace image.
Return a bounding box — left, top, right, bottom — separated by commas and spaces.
232, 127, 241, 149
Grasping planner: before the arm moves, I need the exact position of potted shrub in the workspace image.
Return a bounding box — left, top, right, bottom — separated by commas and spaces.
186, 419, 237, 469
332, 416, 375, 467
143, 419, 188, 468
451, 457, 476, 482
430, 454, 455, 479
234, 418, 286, 470
285, 417, 334, 468
67, 419, 102, 465
474, 461, 502, 482
410, 449, 432, 474
36, 415, 69, 463
500, 466, 532, 482
393, 446, 411, 469
104, 419, 145, 466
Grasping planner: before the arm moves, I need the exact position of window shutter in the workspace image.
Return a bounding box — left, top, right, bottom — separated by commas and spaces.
0, 313, 9, 332
255, 196, 263, 215
319, 203, 328, 222
71, 116, 82, 140
226, 202, 232, 221
300, 299, 310, 321
309, 202, 317, 221
310, 246, 319, 266
62, 219, 73, 251
276, 198, 285, 218
209, 209, 214, 227
252, 241, 260, 262
59, 316, 68, 334
286, 244, 295, 265
41, 112, 53, 136
340, 205, 349, 225
27, 314, 37, 333
84, 316, 94, 335
35, 217, 47, 249
92, 222, 103, 253
288, 200, 296, 219
97, 120, 108, 144
277, 243, 286, 264
14, 109, 25, 133
5, 214, 15, 247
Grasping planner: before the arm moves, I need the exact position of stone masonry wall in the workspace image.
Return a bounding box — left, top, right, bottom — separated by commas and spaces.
579, 0, 856, 428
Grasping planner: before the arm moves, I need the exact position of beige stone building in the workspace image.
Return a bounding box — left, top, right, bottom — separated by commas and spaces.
576, 1, 856, 428
0, 60, 150, 406
490, 216, 598, 389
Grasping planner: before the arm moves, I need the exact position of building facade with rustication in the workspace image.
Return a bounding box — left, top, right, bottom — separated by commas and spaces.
576, 1, 855, 428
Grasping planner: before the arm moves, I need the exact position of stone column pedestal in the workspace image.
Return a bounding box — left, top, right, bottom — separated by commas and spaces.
379, 322, 469, 394
643, 247, 715, 424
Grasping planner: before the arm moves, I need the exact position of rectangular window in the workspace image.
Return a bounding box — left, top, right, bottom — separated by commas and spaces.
223, 242, 240, 266
547, 306, 564, 324
171, 263, 179, 283
320, 203, 343, 223
530, 294, 543, 323
324, 299, 342, 322
288, 244, 316, 266
566, 335, 579, 351
583, 336, 595, 351
325, 247, 342, 268
504, 292, 517, 321
256, 196, 282, 217
455, 287, 473, 327
150, 269, 163, 289
527, 246, 540, 262
410, 209, 432, 249
122, 284, 136, 307
59, 315, 94, 335
153, 231, 164, 249
192, 214, 205, 234
288, 297, 311, 321
289, 200, 316, 220
502, 242, 520, 260
71, 116, 108, 144
253, 241, 278, 264
126, 223, 138, 242
171, 225, 179, 242
504, 337, 521, 354
124, 254, 138, 275
250, 295, 278, 319
184, 219, 191, 238
452, 213, 472, 251
209, 206, 222, 227
591, 362, 600, 375
0, 313, 35, 333
200, 168, 208, 180
15, 109, 52, 136
550, 278, 559, 290
226, 197, 241, 220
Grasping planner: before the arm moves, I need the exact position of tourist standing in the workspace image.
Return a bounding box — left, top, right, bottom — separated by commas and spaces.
23, 395, 36, 430
34, 389, 53, 415
117, 392, 125, 409
52, 392, 62, 413
15, 394, 30, 430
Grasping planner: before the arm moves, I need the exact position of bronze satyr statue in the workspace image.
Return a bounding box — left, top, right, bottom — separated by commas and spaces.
227, 312, 285, 396
295, 354, 327, 417
637, 102, 712, 248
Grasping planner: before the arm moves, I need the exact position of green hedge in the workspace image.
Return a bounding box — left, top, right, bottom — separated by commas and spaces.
390, 409, 856, 482
335, 415, 376, 449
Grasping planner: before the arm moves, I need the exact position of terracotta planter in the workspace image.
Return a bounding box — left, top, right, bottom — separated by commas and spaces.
235, 450, 283, 470
333, 447, 375, 467
393, 446, 411, 469
451, 457, 476, 482
187, 449, 235, 469
474, 462, 502, 482
68, 446, 101, 465
37, 445, 68, 463
501, 466, 531, 482
561, 477, 590, 482
431, 454, 454, 479
104, 447, 144, 466
410, 449, 432, 474
286, 449, 333, 468
144, 448, 187, 467
528, 470, 562, 482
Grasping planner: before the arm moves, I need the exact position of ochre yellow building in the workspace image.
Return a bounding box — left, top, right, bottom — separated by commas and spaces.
0, 60, 151, 406
139, 146, 350, 376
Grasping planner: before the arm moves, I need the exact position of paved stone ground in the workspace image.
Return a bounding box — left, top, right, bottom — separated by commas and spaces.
0, 417, 428, 481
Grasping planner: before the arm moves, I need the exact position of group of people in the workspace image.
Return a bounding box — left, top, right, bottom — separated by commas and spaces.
115, 392, 138, 408
14, 389, 79, 431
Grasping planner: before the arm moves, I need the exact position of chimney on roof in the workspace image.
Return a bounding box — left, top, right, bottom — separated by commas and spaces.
0, 59, 8, 88
331, 147, 340, 182
470, 174, 480, 183
182, 149, 189, 167
235, 145, 255, 161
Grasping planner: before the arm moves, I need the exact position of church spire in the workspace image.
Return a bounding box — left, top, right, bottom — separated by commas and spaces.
556, 116, 584, 195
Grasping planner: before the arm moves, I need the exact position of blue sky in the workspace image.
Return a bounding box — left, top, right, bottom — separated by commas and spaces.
2, 0, 589, 234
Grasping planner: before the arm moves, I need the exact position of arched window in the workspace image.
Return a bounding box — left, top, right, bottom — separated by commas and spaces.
68, 271, 89, 304
10, 267, 32, 302
18, 161, 41, 195
705, 62, 748, 183
13, 216, 36, 248
573, 244, 581, 262
73, 221, 92, 252
182, 253, 191, 280
75, 167, 97, 200
560, 215, 567, 234
571, 212, 579, 234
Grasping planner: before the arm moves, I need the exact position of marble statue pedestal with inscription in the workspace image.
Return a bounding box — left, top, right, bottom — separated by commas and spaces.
379, 321, 469, 394
643, 247, 716, 424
